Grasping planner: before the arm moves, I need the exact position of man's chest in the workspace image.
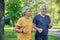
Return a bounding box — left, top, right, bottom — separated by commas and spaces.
37, 16, 50, 25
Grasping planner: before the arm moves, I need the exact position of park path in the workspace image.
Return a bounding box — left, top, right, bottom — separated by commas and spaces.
48, 29, 60, 37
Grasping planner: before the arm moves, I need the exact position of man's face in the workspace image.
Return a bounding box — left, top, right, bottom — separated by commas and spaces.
41, 6, 47, 15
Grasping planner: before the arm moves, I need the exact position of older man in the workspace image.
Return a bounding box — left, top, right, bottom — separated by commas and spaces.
33, 5, 53, 40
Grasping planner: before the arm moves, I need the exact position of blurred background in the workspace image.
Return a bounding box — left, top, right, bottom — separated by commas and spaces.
0, 0, 60, 40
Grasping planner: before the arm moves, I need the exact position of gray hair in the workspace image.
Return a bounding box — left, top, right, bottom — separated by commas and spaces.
22, 6, 30, 15
40, 5, 47, 10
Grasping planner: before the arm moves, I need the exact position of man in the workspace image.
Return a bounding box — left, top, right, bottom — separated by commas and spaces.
33, 5, 53, 40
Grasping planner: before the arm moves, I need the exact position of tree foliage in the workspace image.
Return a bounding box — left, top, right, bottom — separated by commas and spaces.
5, 0, 60, 25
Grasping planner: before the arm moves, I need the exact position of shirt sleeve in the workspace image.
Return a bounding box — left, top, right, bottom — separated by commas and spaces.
33, 16, 38, 25
16, 18, 22, 27
46, 15, 51, 23
48, 16, 51, 28
49, 16, 51, 23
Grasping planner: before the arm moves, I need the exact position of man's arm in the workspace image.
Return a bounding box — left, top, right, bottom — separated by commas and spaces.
33, 15, 43, 33
49, 22, 53, 29
48, 16, 53, 29
33, 24, 43, 33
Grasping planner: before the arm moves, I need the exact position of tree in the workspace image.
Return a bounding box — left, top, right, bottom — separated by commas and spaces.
5, 0, 23, 26
0, 0, 5, 40
5, 0, 23, 35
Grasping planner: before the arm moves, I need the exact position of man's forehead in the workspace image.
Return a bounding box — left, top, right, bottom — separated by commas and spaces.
42, 6, 46, 8
40, 5, 47, 10
42, 5, 46, 8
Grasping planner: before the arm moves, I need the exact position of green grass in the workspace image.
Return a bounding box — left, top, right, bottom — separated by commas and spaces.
5, 29, 17, 40
5, 29, 60, 40
5, 25, 60, 29
48, 35, 60, 40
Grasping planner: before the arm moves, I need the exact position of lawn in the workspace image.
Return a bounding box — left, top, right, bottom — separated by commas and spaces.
5, 28, 60, 40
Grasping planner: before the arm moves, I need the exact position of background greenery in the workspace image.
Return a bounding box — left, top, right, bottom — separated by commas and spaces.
4, 0, 60, 40
5, 0, 60, 25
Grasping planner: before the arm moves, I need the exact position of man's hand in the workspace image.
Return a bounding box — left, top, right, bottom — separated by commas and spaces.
23, 30, 28, 34
33, 24, 43, 33
49, 22, 53, 29
37, 28, 43, 33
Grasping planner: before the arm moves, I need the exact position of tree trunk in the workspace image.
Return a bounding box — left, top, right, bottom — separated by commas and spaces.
0, 0, 5, 40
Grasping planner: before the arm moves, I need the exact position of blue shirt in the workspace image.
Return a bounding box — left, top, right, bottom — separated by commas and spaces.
33, 14, 51, 35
